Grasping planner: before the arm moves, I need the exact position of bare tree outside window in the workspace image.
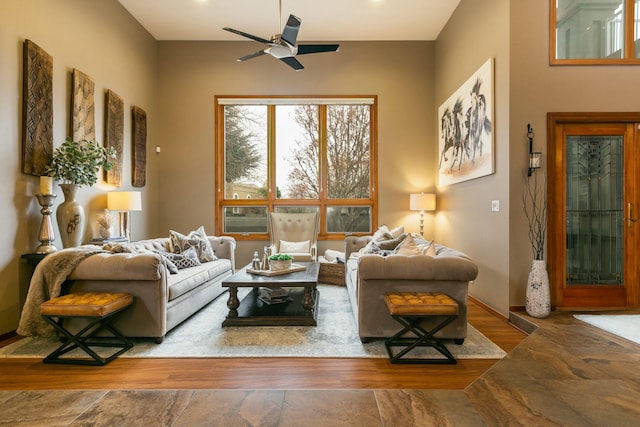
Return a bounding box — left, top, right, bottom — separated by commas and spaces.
287, 105, 371, 232
216, 97, 376, 237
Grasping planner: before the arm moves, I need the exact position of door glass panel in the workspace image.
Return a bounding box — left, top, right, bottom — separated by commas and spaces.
566, 135, 623, 285
556, 0, 625, 59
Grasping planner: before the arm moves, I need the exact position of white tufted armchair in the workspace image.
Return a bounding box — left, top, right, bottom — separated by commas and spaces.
268, 212, 319, 262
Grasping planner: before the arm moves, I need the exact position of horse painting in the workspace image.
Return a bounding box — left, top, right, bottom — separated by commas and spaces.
437, 58, 493, 186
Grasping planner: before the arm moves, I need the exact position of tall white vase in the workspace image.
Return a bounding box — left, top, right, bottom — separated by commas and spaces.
526, 260, 551, 318
56, 183, 85, 248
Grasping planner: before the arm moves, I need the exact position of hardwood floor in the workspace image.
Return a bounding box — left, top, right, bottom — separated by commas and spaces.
0, 299, 527, 391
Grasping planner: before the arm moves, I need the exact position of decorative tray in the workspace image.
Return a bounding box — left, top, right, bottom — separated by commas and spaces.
247, 264, 307, 276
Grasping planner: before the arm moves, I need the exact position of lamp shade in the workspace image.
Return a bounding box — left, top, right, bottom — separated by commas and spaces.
107, 191, 142, 211
410, 193, 436, 211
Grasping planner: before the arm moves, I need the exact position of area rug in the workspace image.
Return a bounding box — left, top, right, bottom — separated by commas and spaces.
574, 314, 640, 345
0, 285, 506, 359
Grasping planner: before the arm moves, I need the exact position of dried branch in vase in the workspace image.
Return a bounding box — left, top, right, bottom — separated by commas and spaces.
523, 170, 547, 261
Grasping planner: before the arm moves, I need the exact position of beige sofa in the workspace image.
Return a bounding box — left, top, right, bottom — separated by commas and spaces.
344, 236, 478, 343
65, 236, 235, 342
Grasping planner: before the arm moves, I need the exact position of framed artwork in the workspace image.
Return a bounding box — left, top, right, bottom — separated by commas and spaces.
71, 68, 95, 141
132, 106, 147, 187
104, 90, 124, 186
438, 58, 494, 187
22, 39, 53, 176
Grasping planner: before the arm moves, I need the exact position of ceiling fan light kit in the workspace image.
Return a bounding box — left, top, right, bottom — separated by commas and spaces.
223, 5, 339, 71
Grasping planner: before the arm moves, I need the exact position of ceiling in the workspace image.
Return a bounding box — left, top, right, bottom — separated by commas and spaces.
117, 0, 461, 42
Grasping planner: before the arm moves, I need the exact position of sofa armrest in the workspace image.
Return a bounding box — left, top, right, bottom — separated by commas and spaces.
344, 236, 372, 260
357, 254, 478, 282
208, 236, 236, 271
69, 253, 164, 281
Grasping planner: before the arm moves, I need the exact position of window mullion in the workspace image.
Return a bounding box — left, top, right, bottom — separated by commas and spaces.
625, 0, 635, 59
318, 105, 327, 236
267, 105, 276, 209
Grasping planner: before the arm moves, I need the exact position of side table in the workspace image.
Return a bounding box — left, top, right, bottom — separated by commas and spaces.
20, 253, 49, 308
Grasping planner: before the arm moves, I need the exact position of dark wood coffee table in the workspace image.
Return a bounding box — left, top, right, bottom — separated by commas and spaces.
221, 262, 320, 326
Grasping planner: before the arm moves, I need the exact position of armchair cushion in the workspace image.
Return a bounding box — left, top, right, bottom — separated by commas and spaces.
279, 239, 310, 253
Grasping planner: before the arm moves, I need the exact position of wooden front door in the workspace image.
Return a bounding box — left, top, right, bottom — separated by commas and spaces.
548, 113, 640, 309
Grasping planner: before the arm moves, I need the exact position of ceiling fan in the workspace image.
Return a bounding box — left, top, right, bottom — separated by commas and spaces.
222, 0, 340, 71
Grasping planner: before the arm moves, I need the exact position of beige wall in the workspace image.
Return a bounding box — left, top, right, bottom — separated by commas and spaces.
509, 1, 640, 308
154, 41, 437, 267
0, 0, 158, 334
435, 0, 511, 314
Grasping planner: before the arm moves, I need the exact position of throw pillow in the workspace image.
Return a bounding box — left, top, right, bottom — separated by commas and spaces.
395, 234, 422, 256
279, 239, 310, 253
389, 225, 405, 238
410, 233, 436, 256
361, 241, 395, 256
371, 225, 394, 242
153, 251, 179, 274
169, 226, 217, 263
162, 247, 201, 269
376, 233, 407, 250
425, 242, 437, 257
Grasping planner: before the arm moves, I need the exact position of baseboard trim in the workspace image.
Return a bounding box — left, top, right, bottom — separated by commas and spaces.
469, 296, 507, 320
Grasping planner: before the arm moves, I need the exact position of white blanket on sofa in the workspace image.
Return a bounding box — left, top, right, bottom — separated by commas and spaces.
17, 246, 106, 337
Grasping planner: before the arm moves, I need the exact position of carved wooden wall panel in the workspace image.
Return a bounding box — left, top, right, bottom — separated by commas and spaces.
71, 69, 95, 141
104, 90, 124, 186
22, 39, 53, 176
132, 106, 147, 187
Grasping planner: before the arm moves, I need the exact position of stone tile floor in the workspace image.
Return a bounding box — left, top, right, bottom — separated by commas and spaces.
1, 310, 639, 426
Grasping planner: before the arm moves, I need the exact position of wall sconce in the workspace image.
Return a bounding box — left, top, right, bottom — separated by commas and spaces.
409, 193, 436, 236
107, 191, 142, 241
528, 123, 541, 176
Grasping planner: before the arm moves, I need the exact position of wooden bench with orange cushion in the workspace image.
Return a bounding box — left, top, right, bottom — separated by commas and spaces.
40, 292, 133, 365
383, 292, 459, 364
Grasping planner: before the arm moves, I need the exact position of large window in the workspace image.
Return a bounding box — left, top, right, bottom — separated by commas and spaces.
551, 0, 640, 64
215, 96, 378, 240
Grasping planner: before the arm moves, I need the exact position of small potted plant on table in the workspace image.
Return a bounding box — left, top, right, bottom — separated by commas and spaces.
268, 254, 293, 271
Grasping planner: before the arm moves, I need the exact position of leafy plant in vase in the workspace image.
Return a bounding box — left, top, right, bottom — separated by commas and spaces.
268, 253, 293, 271
45, 137, 116, 248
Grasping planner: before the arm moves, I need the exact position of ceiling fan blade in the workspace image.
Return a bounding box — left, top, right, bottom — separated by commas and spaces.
222, 27, 273, 45
296, 44, 340, 55
281, 14, 301, 46
238, 50, 267, 62
280, 56, 304, 71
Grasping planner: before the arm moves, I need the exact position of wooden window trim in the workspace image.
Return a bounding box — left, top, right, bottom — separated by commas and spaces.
214, 95, 378, 241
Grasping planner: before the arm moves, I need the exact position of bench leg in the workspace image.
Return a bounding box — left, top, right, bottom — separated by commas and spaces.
42, 307, 133, 366
384, 315, 458, 364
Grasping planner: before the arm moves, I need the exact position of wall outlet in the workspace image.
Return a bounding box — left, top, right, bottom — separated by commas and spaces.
491, 200, 500, 212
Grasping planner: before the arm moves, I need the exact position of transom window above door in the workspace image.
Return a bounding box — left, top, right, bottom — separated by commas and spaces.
551, 0, 640, 64
214, 96, 378, 241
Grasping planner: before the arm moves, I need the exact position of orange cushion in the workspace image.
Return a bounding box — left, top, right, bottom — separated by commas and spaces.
41, 292, 133, 317
384, 292, 458, 316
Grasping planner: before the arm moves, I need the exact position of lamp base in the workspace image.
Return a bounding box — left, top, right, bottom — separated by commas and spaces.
118, 211, 131, 242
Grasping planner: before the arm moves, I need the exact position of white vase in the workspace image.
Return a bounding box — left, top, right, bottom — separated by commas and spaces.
56, 183, 85, 248
526, 260, 551, 318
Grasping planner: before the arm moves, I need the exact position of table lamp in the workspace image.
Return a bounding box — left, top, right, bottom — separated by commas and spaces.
409, 193, 436, 236
107, 191, 142, 241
